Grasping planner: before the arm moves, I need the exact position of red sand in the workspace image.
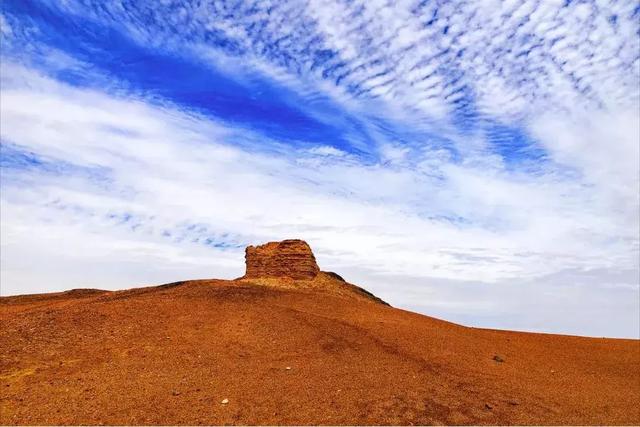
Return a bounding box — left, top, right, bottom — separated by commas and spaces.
1, 279, 639, 425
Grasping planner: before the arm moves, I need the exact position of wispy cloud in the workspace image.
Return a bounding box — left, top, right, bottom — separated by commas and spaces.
1, 0, 638, 337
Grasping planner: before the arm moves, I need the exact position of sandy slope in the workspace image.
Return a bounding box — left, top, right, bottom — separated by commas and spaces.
1, 279, 639, 425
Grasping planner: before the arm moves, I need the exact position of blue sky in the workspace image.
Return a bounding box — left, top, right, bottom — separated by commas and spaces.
1, 0, 639, 337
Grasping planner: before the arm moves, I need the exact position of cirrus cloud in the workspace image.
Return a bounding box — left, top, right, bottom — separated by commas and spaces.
1, 0, 638, 338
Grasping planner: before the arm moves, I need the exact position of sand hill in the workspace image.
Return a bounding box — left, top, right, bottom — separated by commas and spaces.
1, 240, 638, 425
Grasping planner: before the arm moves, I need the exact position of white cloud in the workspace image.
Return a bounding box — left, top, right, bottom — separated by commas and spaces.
1, 63, 638, 337
306, 145, 347, 157
33, 0, 637, 128
1, 0, 638, 338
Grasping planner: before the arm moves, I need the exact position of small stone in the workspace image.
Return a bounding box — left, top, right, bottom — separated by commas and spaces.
508, 399, 520, 406
221, 398, 229, 404
285, 366, 291, 370
493, 355, 505, 363
485, 403, 493, 410
171, 390, 180, 396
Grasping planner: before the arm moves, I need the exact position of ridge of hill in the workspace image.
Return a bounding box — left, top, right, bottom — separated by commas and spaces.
1, 240, 638, 425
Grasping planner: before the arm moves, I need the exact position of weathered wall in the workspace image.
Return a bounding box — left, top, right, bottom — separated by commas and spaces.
244, 239, 320, 280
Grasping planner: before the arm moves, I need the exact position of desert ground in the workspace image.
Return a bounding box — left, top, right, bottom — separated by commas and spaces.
1, 240, 639, 425
1, 278, 639, 425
